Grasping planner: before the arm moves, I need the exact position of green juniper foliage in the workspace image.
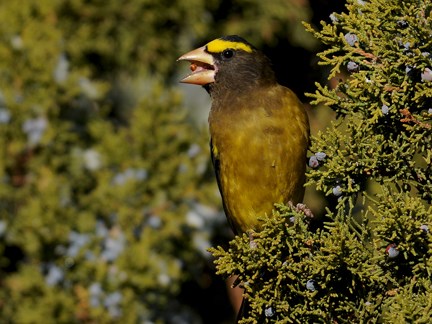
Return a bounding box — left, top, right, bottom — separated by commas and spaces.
0, 1, 221, 322
210, 0, 432, 322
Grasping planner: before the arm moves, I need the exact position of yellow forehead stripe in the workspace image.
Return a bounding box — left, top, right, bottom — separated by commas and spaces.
206, 39, 253, 53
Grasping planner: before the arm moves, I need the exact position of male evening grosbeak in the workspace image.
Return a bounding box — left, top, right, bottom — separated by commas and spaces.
178, 35, 310, 235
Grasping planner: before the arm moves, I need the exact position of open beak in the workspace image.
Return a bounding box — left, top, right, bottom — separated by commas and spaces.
177, 46, 216, 85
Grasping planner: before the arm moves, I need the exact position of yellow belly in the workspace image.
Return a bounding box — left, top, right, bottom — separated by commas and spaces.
209, 85, 309, 233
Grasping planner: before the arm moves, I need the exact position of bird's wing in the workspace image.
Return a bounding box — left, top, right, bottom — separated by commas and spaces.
210, 138, 238, 235
209, 138, 220, 185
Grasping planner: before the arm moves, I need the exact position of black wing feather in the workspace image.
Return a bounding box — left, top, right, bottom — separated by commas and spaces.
210, 139, 238, 235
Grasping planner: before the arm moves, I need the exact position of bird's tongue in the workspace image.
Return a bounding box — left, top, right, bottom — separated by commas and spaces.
189, 61, 214, 74
180, 60, 216, 85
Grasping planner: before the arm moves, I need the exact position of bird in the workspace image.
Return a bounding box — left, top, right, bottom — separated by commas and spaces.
178, 35, 310, 321
178, 35, 310, 235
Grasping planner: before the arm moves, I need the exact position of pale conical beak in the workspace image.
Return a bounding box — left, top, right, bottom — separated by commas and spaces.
177, 46, 216, 85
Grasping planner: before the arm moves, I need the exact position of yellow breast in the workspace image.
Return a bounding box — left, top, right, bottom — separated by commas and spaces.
209, 85, 309, 233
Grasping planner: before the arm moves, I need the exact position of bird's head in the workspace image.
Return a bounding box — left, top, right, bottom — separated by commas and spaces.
177, 35, 275, 93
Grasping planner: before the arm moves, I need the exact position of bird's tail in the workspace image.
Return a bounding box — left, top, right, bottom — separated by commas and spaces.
236, 297, 249, 322
236, 296, 267, 323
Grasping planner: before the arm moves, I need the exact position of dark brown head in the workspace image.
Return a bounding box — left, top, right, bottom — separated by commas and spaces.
177, 35, 276, 96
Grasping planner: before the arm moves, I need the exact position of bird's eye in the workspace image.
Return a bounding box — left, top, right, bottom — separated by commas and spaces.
222, 49, 235, 59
